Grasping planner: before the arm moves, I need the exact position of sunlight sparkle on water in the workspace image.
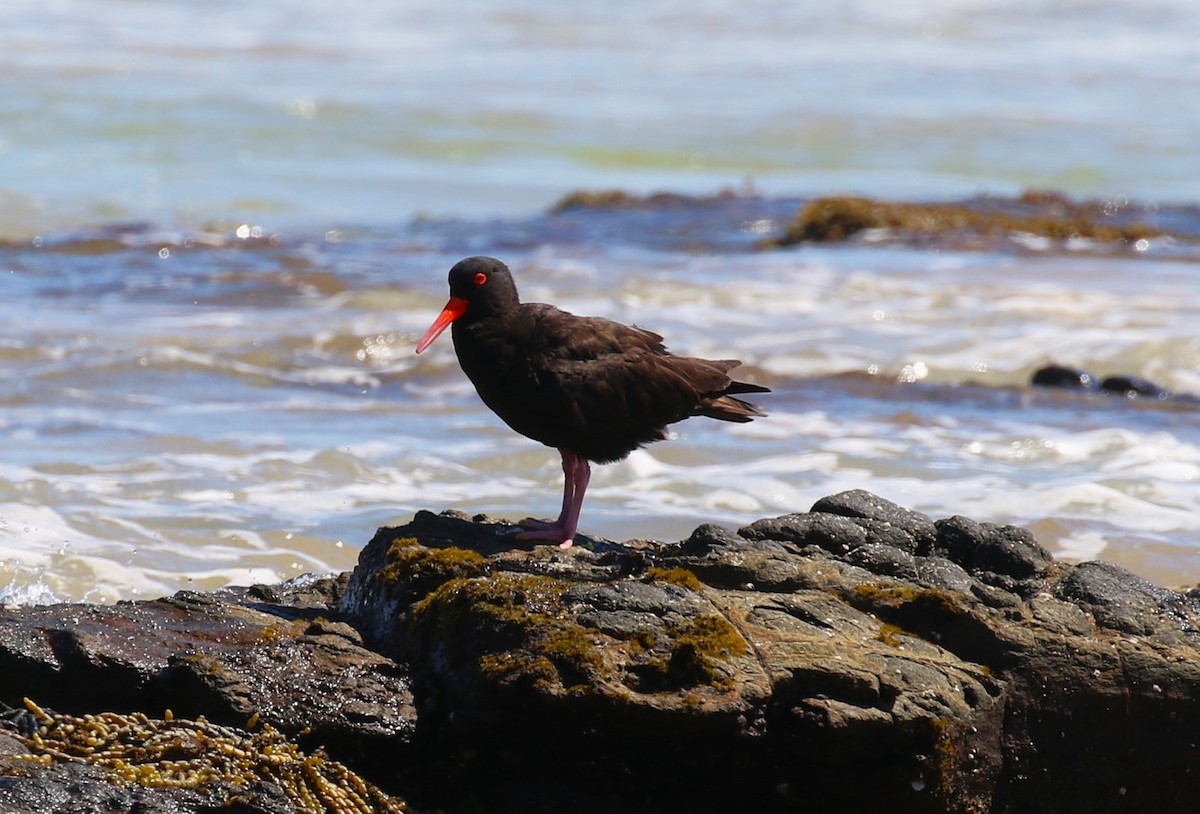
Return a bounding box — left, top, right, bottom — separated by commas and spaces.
898, 361, 929, 383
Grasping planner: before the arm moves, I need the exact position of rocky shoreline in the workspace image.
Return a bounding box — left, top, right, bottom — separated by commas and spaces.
1, 490, 1198, 813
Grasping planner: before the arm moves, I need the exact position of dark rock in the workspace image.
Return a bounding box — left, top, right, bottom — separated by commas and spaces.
159, 619, 413, 769
1031, 364, 1097, 390
914, 555, 976, 593
681, 522, 747, 555
1054, 560, 1200, 638
737, 491, 938, 560
844, 541, 920, 578
845, 544, 975, 593
934, 515, 1054, 593
1100, 374, 1169, 399
332, 492, 1199, 812
1032, 366, 1196, 405
340, 510, 653, 661
811, 489, 939, 552
739, 511, 869, 553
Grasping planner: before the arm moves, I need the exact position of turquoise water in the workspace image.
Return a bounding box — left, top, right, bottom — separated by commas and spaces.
1, 0, 1198, 602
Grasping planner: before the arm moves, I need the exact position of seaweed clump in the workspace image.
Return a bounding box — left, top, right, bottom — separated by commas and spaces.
766, 192, 1169, 247
5, 699, 407, 813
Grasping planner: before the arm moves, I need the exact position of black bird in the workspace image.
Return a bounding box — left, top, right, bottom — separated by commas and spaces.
416, 256, 769, 547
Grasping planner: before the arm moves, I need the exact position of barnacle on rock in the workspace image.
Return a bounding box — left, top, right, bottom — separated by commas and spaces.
5, 699, 407, 813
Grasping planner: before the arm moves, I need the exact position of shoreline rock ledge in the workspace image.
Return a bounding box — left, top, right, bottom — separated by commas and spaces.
2, 490, 1200, 813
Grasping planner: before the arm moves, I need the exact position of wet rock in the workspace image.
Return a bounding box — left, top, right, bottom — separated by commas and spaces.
159, 617, 413, 770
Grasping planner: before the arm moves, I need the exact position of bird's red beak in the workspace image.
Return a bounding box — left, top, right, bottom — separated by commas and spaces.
415, 297, 468, 353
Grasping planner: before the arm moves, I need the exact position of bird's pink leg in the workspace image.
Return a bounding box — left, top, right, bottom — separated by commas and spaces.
519, 449, 576, 530
519, 450, 591, 548
556, 455, 591, 547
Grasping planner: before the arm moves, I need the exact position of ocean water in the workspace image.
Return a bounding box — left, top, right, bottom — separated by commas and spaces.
1, 0, 1198, 602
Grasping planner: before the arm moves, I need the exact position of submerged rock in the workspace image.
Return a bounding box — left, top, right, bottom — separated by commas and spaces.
1031, 364, 1097, 390
3, 491, 1200, 812
1031, 364, 1197, 404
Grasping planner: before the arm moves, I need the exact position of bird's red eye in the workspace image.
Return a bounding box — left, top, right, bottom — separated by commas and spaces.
474, 272, 487, 286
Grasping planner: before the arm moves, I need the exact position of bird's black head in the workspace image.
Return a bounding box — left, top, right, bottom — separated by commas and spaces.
415, 256, 521, 353
447, 256, 520, 317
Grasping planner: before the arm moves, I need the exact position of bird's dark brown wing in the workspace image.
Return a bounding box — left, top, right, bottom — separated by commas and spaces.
525, 307, 767, 460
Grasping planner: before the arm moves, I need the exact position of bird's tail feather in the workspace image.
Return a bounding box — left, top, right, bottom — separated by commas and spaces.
723, 380, 771, 396
699, 393, 768, 423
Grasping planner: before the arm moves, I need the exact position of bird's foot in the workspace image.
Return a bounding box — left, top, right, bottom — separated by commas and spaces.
516, 526, 574, 549
518, 516, 557, 531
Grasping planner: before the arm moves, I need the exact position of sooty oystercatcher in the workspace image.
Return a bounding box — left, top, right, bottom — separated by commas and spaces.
415, 256, 769, 548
